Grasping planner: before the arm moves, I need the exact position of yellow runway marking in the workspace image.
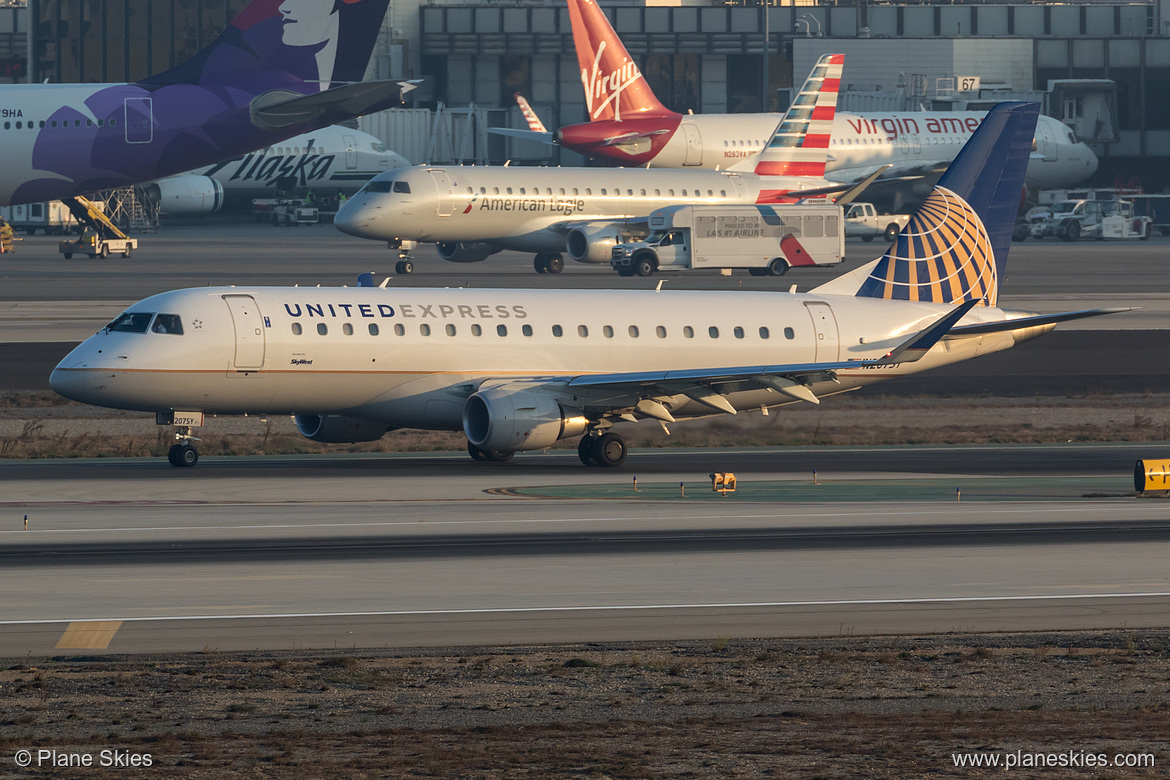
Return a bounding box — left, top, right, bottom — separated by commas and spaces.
55, 621, 122, 650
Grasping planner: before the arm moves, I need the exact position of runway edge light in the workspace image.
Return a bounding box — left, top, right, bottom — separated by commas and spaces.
1133, 459, 1170, 492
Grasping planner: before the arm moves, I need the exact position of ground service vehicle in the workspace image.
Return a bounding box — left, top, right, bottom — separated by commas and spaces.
0, 201, 84, 235
610, 204, 844, 277
1023, 199, 1152, 241
843, 203, 910, 242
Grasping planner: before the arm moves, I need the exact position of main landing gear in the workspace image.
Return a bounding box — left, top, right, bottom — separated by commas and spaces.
534, 252, 564, 274
577, 431, 627, 467
166, 426, 202, 468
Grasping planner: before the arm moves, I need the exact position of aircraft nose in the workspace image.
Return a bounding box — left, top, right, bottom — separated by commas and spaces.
49, 362, 92, 404
1084, 145, 1099, 176
334, 196, 378, 238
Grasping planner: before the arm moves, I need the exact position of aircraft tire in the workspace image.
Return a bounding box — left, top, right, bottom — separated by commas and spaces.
169, 444, 198, 468
534, 255, 548, 274
578, 435, 598, 466
593, 432, 627, 468
545, 254, 564, 274
486, 450, 515, 463
395, 260, 413, 274
768, 257, 789, 277
467, 441, 489, 461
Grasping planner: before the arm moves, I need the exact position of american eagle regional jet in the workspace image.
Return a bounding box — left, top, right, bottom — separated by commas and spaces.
334, 55, 848, 275
492, 0, 1097, 197
51, 103, 1124, 469
0, 0, 410, 209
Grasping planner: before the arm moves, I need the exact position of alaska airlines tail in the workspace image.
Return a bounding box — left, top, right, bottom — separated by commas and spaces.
568, 0, 672, 120
855, 102, 1039, 308
732, 54, 843, 178
142, 0, 391, 89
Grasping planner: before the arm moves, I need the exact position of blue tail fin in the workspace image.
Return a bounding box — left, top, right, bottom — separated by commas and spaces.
143, 0, 391, 89
855, 102, 1038, 307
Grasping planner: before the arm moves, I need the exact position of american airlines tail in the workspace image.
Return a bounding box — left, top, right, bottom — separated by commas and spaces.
731, 54, 844, 178
568, 0, 671, 120
514, 93, 549, 133
855, 102, 1038, 308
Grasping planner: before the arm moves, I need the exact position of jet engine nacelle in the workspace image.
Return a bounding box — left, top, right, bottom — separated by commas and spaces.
436, 241, 500, 263
566, 221, 646, 264
145, 175, 225, 216
463, 387, 588, 453
295, 413, 390, 443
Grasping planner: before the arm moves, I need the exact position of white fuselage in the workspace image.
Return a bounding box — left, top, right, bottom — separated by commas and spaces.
639, 112, 1097, 191
50, 285, 1027, 431
189, 126, 408, 200
334, 165, 831, 256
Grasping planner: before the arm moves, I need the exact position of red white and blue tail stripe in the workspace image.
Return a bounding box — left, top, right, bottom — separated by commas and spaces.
752, 54, 843, 178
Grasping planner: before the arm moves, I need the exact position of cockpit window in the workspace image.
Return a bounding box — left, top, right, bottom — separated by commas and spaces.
362, 180, 393, 193
372, 141, 387, 153
393, 181, 411, 194
106, 312, 153, 333
151, 314, 184, 335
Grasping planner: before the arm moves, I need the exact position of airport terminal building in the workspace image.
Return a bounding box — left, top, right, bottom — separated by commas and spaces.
19, 0, 1170, 188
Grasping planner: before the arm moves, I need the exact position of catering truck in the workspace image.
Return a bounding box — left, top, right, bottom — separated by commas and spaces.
610, 204, 844, 277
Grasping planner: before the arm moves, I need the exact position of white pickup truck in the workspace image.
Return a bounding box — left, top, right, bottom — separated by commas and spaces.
843, 203, 910, 242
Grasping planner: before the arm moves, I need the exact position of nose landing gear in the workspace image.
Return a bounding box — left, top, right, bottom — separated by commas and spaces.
157, 415, 203, 468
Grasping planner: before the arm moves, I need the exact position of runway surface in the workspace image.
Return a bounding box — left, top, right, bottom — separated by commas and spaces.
3, 219, 1169, 656
2, 445, 1168, 655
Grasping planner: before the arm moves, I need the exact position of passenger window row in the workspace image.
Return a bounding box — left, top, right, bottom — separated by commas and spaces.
4, 118, 116, 130
290, 321, 798, 340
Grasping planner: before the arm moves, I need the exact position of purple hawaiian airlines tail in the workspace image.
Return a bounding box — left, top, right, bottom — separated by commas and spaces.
143, 0, 391, 89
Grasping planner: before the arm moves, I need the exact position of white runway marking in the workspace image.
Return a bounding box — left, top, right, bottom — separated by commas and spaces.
3, 591, 1169, 626
0, 503, 1149, 536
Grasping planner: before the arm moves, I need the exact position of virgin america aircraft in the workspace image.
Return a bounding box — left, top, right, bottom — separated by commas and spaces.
492, 0, 1097, 196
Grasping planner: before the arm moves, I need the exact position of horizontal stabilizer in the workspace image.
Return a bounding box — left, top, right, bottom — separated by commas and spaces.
487, 127, 556, 145
250, 81, 415, 131
833, 165, 891, 206
948, 307, 1133, 336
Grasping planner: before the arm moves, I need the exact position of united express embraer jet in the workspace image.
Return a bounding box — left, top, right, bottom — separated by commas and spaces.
0, 0, 409, 208
334, 55, 846, 274
51, 104, 1122, 469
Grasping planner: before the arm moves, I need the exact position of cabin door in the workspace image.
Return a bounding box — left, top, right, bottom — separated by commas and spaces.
430, 170, 455, 217
124, 98, 153, 144
682, 123, 703, 166
223, 294, 267, 370
343, 134, 358, 169
804, 301, 840, 362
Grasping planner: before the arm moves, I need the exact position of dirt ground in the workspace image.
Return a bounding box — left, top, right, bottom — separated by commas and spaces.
2, 632, 1168, 778
4, 390, 1170, 459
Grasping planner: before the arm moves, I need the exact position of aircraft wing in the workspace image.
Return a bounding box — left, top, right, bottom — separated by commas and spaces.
524, 302, 978, 413
250, 80, 417, 131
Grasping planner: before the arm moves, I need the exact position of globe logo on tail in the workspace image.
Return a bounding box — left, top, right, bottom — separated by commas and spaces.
857, 186, 998, 307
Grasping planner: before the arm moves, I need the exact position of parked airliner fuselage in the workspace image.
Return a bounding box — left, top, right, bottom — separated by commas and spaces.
334, 165, 832, 257
570, 111, 1097, 192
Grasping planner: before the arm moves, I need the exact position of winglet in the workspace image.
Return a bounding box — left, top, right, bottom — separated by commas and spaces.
873, 300, 979, 365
